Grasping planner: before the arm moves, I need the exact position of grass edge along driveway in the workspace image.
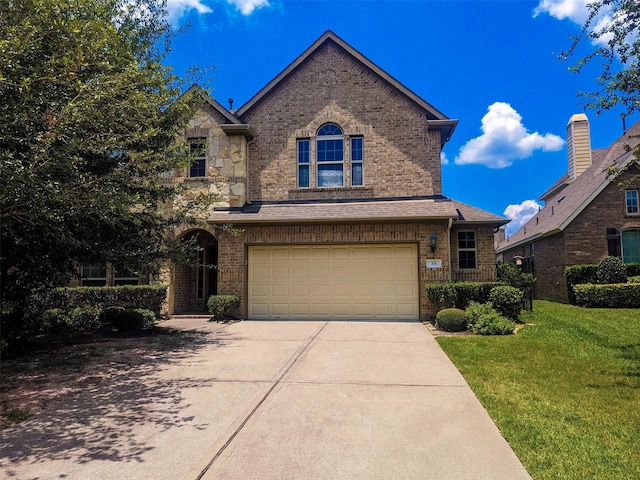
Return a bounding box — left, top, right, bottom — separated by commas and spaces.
437, 300, 640, 480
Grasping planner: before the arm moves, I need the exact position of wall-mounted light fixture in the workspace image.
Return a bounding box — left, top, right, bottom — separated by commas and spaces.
430, 234, 438, 255
513, 255, 524, 267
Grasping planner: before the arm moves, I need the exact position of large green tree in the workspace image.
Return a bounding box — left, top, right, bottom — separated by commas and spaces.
0, 0, 205, 334
563, 0, 639, 116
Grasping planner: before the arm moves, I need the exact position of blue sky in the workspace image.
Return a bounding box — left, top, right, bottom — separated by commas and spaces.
163, 0, 638, 235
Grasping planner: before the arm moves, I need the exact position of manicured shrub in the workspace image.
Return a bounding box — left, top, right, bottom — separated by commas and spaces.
573, 283, 640, 308
207, 294, 241, 316
426, 282, 500, 309
565, 264, 598, 304
597, 256, 628, 284
47, 285, 167, 316
102, 307, 155, 332
626, 263, 640, 276
497, 262, 535, 291
489, 285, 523, 321
465, 301, 515, 336
435, 308, 468, 332
68, 306, 102, 331
628, 276, 640, 284
42, 308, 71, 333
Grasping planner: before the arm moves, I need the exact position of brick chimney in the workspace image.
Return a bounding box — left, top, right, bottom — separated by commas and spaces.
567, 114, 592, 180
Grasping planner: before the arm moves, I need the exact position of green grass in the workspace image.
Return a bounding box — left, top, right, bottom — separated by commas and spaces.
437, 301, 640, 480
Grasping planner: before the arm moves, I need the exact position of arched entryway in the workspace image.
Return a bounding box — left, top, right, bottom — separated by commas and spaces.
172, 229, 218, 314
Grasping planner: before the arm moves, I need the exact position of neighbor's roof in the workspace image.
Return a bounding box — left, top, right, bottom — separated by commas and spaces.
496, 120, 640, 253
234, 30, 458, 145
206, 196, 508, 226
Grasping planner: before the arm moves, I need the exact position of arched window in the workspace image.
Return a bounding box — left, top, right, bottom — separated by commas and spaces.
317, 124, 344, 187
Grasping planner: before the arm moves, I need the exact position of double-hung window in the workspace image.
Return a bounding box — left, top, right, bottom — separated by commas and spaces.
351, 137, 363, 186
189, 138, 206, 178
458, 231, 477, 269
297, 139, 310, 188
316, 124, 344, 187
625, 190, 639, 215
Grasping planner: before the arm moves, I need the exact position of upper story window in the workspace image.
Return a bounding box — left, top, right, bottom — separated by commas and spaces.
625, 189, 639, 215
458, 231, 477, 270
297, 139, 310, 188
189, 138, 206, 178
317, 124, 344, 187
351, 137, 363, 186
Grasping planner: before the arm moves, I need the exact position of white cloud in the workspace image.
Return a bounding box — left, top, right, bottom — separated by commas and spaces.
533, 0, 590, 24
226, 0, 270, 15
165, 0, 268, 23
454, 102, 565, 168
440, 151, 449, 165
503, 200, 542, 236
166, 0, 213, 22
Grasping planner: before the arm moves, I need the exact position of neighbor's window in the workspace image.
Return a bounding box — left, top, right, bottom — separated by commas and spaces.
351, 136, 363, 186
625, 190, 639, 215
458, 231, 477, 269
297, 139, 310, 188
317, 124, 344, 187
189, 138, 206, 177
622, 229, 640, 264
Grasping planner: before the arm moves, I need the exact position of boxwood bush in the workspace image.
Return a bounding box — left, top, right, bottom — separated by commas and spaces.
573, 283, 640, 308
565, 264, 598, 304
101, 307, 156, 332
207, 295, 241, 317
435, 308, 468, 332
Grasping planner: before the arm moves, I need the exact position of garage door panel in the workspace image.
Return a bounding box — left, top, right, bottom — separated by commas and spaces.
248, 244, 418, 320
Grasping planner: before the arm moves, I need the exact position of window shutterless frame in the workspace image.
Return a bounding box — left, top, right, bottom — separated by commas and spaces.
297, 139, 310, 188
457, 231, 477, 270
351, 136, 363, 186
625, 189, 639, 215
316, 124, 344, 187
189, 137, 206, 178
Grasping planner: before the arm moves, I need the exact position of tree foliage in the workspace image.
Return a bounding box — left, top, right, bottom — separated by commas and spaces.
562, 0, 639, 116
0, 0, 207, 334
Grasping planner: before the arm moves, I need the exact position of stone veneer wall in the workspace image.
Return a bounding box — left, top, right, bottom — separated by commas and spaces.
241, 41, 443, 202
171, 106, 248, 211
210, 222, 497, 320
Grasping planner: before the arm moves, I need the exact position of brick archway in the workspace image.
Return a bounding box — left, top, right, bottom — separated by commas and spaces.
172, 229, 218, 314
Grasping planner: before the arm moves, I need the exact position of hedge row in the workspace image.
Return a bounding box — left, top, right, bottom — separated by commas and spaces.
573, 283, 640, 308
46, 285, 167, 316
564, 262, 640, 304
426, 282, 501, 310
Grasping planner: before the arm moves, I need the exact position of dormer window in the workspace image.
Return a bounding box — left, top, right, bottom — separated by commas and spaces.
317, 124, 344, 187
625, 189, 639, 215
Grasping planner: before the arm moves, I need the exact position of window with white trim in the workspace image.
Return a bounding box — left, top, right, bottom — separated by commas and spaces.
351, 136, 363, 186
317, 124, 344, 187
458, 231, 477, 269
189, 137, 206, 178
625, 189, 639, 215
297, 139, 310, 188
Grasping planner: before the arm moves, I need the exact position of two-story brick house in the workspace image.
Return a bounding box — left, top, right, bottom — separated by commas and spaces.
496, 114, 640, 302
166, 31, 507, 320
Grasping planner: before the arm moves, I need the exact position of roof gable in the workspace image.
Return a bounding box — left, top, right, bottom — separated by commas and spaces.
235, 30, 457, 144
497, 120, 640, 253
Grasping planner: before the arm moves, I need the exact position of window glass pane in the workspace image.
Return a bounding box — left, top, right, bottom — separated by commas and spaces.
318, 124, 343, 136
189, 158, 206, 177
459, 251, 477, 269
318, 139, 343, 162
298, 164, 309, 188
622, 229, 640, 263
318, 164, 344, 187
351, 137, 363, 161
626, 190, 639, 214
352, 162, 363, 186
458, 231, 476, 249
298, 139, 309, 163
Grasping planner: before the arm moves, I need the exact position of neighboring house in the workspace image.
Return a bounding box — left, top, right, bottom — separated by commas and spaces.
164, 30, 507, 320
496, 114, 640, 303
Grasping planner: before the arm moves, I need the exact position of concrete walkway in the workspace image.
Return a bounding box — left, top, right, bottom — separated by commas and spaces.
0, 319, 531, 479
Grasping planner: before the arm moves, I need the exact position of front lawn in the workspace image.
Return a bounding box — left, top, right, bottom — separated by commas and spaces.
437, 301, 640, 480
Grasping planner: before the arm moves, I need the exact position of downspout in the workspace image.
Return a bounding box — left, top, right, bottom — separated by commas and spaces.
447, 217, 453, 282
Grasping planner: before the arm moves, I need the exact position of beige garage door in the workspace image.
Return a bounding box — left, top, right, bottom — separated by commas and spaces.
248, 244, 419, 320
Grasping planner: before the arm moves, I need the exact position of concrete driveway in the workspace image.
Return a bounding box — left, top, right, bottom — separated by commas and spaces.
0, 319, 530, 479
